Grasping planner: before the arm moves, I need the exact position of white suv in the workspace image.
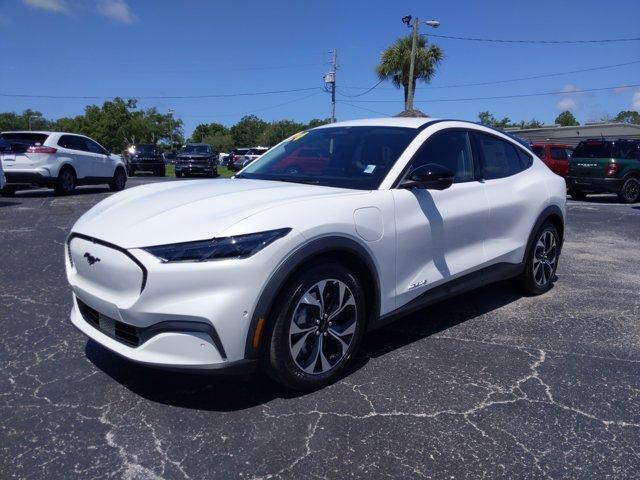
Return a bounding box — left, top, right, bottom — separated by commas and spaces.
0, 131, 127, 196
66, 118, 566, 390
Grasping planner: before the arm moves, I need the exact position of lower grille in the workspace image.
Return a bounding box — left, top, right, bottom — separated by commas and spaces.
77, 298, 140, 347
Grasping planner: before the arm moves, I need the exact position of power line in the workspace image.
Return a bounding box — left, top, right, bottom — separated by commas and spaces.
337, 79, 384, 98
341, 83, 640, 103
337, 101, 391, 117
0, 87, 321, 100
339, 59, 640, 92
426, 33, 640, 44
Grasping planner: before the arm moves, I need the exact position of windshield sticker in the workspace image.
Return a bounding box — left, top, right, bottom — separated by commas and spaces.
364, 164, 376, 174
289, 131, 309, 142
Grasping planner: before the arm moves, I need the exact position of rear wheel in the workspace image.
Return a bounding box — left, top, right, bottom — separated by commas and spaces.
109, 167, 127, 192
618, 177, 640, 204
568, 189, 586, 200
54, 167, 76, 196
518, 222, 560, 295
265, 263, 366, 391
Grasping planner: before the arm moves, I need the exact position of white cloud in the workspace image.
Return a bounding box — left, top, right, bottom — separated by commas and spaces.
23, 0, 68, 13
632, 90, 640, 111
561, 84, 579, 93
97, 0, 135, 24
556, 97, 576, 111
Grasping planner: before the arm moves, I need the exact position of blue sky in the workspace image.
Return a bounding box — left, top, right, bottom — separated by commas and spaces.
1, 0, 639, 136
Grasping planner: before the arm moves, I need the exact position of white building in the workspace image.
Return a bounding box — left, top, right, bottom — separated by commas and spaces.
506, 122, 640, 147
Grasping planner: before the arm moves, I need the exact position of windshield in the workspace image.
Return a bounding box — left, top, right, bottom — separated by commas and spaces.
135, 144, 158, 154
532, 146, 544, 157
182, 145, 210, 154
238, 126, 418, 190
573, 141, 613, 159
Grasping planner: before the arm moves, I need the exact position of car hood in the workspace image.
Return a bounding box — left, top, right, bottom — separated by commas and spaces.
71, 179, 357, 248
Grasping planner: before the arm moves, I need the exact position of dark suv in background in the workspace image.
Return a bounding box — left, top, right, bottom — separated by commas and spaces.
175, 143, 217, 177
566, 139, 640, 203
125, 144, 165, 176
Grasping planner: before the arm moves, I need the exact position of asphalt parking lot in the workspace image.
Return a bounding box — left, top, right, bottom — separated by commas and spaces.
1, 177, 639, 479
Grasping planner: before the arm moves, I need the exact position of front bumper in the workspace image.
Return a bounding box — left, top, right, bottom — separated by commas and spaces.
175, 163, 215, 174
566, 176, 623, 193
65, 229, 304, 372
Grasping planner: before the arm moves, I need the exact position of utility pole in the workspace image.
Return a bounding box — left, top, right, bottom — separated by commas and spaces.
406, 17, 419, 111
324, 49, 337, 123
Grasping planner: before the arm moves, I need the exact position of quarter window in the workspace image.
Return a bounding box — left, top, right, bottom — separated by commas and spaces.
476, 134, 525, 180
408, 130, 475, 183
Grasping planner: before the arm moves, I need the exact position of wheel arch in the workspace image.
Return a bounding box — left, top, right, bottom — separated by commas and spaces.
58, 162, 77, 179
244, 235, 381, 359
524, 204, 565, 264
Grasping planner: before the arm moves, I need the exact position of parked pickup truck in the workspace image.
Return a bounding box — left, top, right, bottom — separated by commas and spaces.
566, 138, 640, 203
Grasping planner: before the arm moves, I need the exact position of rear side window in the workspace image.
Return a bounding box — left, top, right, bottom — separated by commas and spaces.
0, 133, 49, 152
475, 133, 525, 180
58, 135, 88, 152
573, 141, 612, 158
532, 146, 544, 157
613, 142, 640, 160
409, 130, 475, 183
550, 147, 568, 160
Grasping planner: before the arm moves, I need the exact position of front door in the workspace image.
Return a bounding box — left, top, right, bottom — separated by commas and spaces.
392, 129, 489, 309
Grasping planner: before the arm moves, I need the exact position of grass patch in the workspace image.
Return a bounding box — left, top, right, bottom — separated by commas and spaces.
165, 165, 235, 178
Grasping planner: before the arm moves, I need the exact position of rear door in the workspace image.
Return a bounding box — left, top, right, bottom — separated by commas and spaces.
57, 135, 94, 178
549, 146, 569, 176
473, 131, 540, 265
83, 137, 113, 177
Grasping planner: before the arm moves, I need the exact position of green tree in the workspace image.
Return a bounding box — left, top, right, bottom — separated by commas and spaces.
230, 115, 268, 147
612, 110, 640, 125
376, 35, 443, 111
260, 120, 306, 146
0, 109, 52, 131
190, 122, 229, 143
202, 132, 234, 153
306, 118, 332, 129
478, 111, 511, 129
555, 111, 579, 127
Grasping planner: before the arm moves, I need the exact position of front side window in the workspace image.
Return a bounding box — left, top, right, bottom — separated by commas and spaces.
239, 126, 418, 190
58, 135, 87, 152
476, 133, 524, 180
406, 130, 475, 183
84, 138, 106, 155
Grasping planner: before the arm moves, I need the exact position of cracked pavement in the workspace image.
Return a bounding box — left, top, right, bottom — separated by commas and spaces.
1, 178, 639, 479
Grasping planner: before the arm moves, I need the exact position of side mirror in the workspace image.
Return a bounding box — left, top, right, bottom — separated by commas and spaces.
399, 163, 454, 190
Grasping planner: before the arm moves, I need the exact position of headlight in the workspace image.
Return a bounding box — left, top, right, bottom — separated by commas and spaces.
142, 228, 291, 263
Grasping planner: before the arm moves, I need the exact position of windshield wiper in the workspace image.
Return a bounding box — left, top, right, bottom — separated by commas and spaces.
270, 177, 320, 185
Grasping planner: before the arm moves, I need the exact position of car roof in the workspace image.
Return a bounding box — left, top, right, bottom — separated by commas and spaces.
315, 117, 439, 129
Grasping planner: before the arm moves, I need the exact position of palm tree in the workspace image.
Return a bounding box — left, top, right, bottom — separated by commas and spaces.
376, 35, 443, 113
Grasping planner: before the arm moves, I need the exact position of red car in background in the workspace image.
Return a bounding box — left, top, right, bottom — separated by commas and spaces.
273, 147, 329, 175
532, 143, 574, 177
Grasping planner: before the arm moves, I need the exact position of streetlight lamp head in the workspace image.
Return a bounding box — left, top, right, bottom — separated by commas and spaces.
402, 15, 412, 26
425, 20, 440, 28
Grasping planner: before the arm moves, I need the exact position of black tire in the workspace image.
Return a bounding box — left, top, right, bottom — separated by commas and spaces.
109, 167, 127, 192
265, 262, 366, 391
0, 185, 17, 197
618, 177, 640, 204
518, 222, 560, 295
568, 189, 586, 200
54, 167, 76, 196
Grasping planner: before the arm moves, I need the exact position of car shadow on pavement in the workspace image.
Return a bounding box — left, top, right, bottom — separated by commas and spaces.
12, 187, 111, 198
86, 279, 529, 412
567, 195, 621, 204
0, 200, 21, 207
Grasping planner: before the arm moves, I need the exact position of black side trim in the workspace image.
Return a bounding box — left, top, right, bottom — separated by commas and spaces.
68, 232, 148, 293
375, 262, 524, 329
243, 235, 381, 359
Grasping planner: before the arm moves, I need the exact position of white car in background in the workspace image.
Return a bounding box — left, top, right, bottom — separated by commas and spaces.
0, 137, 8, 190
66, 118, 566, 390
238, 146, 269, 169
0, 131, 127, 196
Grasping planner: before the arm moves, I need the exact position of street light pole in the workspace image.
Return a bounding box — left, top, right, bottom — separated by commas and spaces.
406, 17, 419, 111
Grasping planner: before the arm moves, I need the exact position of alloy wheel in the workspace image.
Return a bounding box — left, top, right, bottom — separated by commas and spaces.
533, 230, 557, 287
622, 178, 640, 202
288, 279, 357, 375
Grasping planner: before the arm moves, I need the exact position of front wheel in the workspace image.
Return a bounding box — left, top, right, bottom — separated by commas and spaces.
265, 263, 366, 391
518, 222, 560, 295
109, 168, 127, 192
618, 177, 640, 204
0, 185, 17, 197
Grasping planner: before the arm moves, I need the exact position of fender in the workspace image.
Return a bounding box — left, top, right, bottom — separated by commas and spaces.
243, 235, 381, 359
523, 204, 565, 265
